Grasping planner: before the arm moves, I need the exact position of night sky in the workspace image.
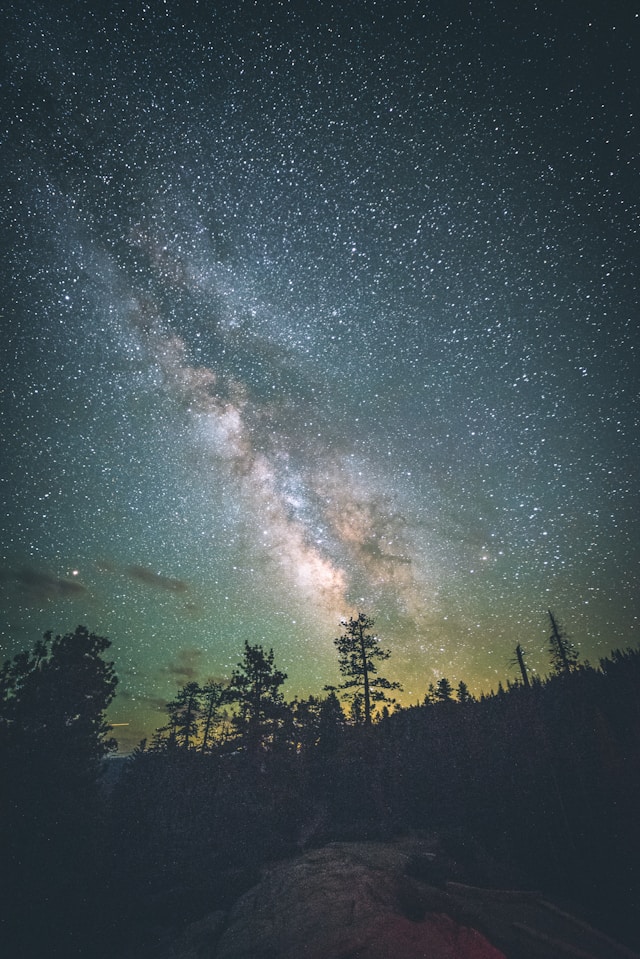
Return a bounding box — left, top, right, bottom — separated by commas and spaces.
2, 0, 638, 750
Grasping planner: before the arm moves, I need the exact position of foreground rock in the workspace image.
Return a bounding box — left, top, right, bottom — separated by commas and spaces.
160, 838, 639, 959
216, 841, 503, 959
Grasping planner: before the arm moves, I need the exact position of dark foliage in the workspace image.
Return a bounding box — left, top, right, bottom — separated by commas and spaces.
2, 626, 640, 956
227, 641, 288, 750
0, 626, 118, 957
104, 647, 640, 951
548, 608, 580, 674
331, 613, 402, 725
380, 654, 640, 948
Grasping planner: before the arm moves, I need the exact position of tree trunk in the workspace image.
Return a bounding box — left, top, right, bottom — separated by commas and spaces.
549, 609, 571, 673
516, 644, 530, 688
357, 618, 372, 726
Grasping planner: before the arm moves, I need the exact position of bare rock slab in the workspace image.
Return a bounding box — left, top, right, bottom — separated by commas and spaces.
214, 841, 505, 959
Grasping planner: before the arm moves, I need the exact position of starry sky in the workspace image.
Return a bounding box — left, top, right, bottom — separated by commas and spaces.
1, 0, 639, 750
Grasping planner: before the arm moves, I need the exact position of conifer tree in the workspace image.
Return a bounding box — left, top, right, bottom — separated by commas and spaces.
317, 690, 346, 751
165, 681, 202, 750
425, 683, 437, 705
227, 641, 287, 749
548, 609, 579, 675
0, 625, 118, 775
200, 679, 229, 752
456, 680, 473, 703
513, 643, 531, 688
0, 627, 118, 952
332, 613, 402, 726
435, 677, 454, 702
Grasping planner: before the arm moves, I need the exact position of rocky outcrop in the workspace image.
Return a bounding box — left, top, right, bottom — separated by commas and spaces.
215, 840, 504, 959
157, 838, 640, 959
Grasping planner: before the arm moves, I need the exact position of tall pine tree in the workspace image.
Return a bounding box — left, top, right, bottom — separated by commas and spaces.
332, 613, 401, 725
227, 641, 287, 750
548, 609, 579, 675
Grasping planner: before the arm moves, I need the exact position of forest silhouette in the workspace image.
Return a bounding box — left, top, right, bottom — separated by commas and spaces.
1, 617, 639, 957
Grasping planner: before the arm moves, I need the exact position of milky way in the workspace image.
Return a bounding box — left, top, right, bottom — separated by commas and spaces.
1, 1, 638, 748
